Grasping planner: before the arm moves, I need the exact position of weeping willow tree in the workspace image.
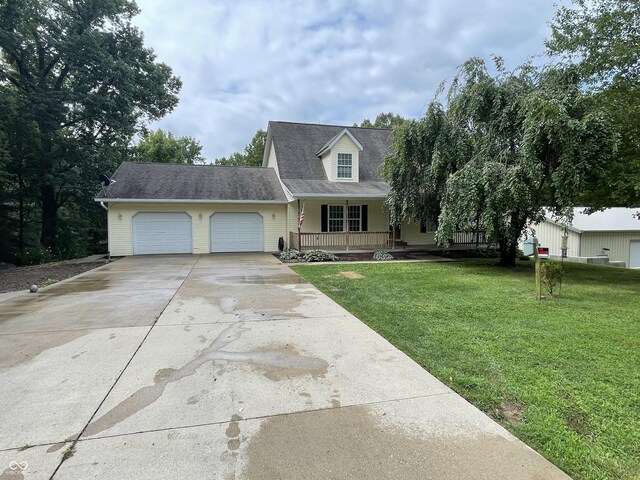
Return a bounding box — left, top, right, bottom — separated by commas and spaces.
381, 58, 618, 266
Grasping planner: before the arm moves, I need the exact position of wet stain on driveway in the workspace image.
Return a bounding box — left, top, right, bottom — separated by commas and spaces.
82, 322, 327, 438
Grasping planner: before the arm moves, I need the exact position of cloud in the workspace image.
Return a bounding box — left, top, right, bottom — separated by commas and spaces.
133, 0, 564, 160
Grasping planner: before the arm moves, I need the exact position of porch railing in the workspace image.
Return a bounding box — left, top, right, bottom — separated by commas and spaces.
290, 231, 390, 251
452, 230, 487, 247
288, 230, 487, 251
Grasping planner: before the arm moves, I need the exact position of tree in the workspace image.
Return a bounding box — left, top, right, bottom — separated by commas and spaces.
381, 58, 617, 267
134, 129, 205, 164
547, 0, 639, 87
0, 0, 181, 254
215, 129, 266, 167
547, 0, 640, 208
357, 112, 407, 129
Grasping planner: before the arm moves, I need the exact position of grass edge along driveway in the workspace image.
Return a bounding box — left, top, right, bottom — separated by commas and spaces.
292, 259, 640, 480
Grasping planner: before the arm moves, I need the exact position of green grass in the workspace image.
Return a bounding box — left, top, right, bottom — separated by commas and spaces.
292, 259, 640, 480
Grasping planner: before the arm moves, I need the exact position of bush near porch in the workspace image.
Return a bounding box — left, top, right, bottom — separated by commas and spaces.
291, 260, 640, 480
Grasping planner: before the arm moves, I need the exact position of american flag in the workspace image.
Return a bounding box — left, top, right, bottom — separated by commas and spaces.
298, 201, 305, 229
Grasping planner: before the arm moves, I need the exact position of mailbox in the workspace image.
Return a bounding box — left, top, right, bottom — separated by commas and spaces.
523, 237, 538, 256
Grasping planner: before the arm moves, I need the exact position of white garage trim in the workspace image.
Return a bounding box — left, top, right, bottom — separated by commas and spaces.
132, 212, 192, 255
210, 212, 264, 252
97, 198, 288, 204
630, 241, 640, 268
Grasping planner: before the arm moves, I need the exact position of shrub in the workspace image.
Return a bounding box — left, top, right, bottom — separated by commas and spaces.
372, 251, 393, 261
303, 250, 339, 262
18, 246, 56, 266
541, 261, 564, 296
279, 249, 299, 261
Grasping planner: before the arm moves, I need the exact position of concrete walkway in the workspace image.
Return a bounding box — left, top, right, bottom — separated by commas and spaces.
0, 254, 571, 479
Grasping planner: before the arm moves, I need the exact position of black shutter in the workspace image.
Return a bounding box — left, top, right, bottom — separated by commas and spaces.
321, 205, 328, 232
361, 205, 368, 232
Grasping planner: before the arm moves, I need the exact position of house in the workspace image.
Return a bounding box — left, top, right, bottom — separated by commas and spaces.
96, 121, 476, 256
531, 208, 640, 268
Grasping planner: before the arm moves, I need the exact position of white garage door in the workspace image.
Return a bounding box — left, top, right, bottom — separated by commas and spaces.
132, 212, 192, 255
630, 241, 640, 268
210, 213, 263, 252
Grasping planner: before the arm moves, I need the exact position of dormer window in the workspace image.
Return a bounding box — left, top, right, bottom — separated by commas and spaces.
337, 153, 353, 179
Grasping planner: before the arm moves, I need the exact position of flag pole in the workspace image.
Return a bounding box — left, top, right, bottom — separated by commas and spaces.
297, 199, 301, 250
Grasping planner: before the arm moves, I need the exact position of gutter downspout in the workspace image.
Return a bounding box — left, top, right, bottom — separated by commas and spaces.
99, 202, 111, 261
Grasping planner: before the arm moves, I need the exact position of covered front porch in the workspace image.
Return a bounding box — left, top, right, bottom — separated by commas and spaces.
289, 230, 392, 250
285, 198, 487, 251
286, 197, 391, 250
289, 229, 488, 251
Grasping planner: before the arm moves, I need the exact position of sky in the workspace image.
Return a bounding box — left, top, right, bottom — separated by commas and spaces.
133, 0, 565, 161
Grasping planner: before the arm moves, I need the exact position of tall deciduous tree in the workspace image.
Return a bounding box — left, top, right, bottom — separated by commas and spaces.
547, 0, 640, 208
547, 0, 639, 87
0, 0, 181, 253
215, 129, 266, 167
134, 129, 205, 164
358, 112, 407, 129
381, 58, 617, 266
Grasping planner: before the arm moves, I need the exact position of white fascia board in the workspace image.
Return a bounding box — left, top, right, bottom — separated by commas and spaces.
261, 126, 273, 168
290, 193, 388, 199
94, 198, 289, 204
582, 228, 640, 233
281, 183, 295, 202
543, 217, 583, 234
316, 129, 364, 156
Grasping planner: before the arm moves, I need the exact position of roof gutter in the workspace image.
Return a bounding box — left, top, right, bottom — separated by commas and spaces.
290, 193, 388, 199
99, 201, 109, 211
94, 198, 289, 204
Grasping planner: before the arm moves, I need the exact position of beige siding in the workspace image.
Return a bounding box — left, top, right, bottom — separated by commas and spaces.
320, 151, 332, 180
530, 221, 581, 257
107, 203, 286, 256
287, 199, 388, 235
330, 135, 360, 182
265, 143, 294, 203
266, 142, 280, 175
401, 221, 437, 246
580, 232, 640, 266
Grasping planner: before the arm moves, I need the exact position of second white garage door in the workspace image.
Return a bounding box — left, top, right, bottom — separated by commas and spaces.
132, 212, 192, 255
210, 213, 263, 252
630, 241, 640, 268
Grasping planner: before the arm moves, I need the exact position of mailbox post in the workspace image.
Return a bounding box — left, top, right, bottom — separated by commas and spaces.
524, 237, 542, 300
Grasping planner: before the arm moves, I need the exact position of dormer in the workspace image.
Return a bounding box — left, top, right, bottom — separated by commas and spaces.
316, 128, 363, 182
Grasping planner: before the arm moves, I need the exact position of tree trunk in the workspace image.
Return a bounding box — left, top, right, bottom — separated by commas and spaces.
37, 120, 58, 251
40, 183, 57, 251
18, 173, 25, 256
499, 240, 518, 267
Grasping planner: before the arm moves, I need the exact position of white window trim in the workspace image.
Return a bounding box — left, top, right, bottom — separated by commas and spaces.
328, 205, 345, 232
336, 153, 353, 180
348, 204, 362, 232
328, 204, 363, 232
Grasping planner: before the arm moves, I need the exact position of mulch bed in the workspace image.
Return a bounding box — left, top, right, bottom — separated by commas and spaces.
0, 259, 108, 294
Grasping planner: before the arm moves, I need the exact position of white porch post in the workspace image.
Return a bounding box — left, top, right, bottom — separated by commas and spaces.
297, 199, 301, 251
345, 199, 349, 251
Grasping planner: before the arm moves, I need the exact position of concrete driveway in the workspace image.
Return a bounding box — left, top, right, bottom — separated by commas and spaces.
0, 254, 570, 479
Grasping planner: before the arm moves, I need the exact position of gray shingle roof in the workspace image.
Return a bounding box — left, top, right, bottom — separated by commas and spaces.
96, 162, 287, 202
269, 121, 392, 196
282, 179, 390, 196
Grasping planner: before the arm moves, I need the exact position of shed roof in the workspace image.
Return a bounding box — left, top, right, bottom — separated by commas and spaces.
546, 207, 640, 232
95, 162, 288, 203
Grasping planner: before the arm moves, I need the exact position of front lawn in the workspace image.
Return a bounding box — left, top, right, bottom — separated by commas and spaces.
291, 259, 640, 480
